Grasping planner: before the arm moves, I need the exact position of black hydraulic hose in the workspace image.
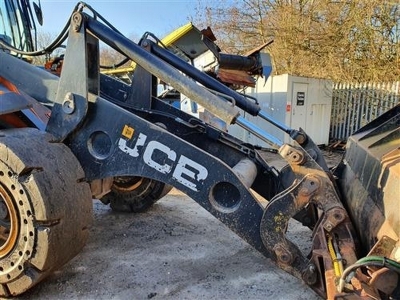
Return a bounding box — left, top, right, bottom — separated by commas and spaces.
0, 25, 68, 56
0, 2, 82, 56
78, 1, 122, 34
80, 2, 131, 70
85, 13, 240, 125
0, 1, 128, 71
100, 57, 131, 69
148, 36, 303, 143
149, 40, 262, 116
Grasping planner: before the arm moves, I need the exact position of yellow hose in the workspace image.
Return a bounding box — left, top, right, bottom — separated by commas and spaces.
328, 236, 341, 277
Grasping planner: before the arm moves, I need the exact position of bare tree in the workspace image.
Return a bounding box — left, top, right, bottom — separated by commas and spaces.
31, 31, 135, 74
31, 31, 65, 66
194, 0, 400, 82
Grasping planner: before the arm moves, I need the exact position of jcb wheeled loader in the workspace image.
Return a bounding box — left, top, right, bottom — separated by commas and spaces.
0, 1, 399, 299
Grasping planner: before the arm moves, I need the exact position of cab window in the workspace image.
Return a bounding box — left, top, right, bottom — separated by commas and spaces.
0, 0, 34, 52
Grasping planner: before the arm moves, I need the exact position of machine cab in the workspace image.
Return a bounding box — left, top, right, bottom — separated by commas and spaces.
0, 0, 42, 53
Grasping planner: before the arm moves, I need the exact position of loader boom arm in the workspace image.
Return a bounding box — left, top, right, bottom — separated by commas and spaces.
53, 11, 358, 298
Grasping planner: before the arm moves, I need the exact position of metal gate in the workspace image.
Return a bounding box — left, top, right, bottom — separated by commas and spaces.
330, 81, 400, 141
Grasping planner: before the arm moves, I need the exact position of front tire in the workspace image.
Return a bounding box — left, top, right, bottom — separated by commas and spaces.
0, 128, 92, 297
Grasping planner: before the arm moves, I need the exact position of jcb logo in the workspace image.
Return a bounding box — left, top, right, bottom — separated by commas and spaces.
118, 132, 208, 192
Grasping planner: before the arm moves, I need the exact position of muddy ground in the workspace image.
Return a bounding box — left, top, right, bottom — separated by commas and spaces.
10, 150, 343, 300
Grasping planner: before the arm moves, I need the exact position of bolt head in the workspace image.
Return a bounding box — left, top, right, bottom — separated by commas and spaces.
62, 93, 75, 114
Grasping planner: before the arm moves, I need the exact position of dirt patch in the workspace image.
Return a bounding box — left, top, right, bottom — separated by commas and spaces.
9, 190, 319, 300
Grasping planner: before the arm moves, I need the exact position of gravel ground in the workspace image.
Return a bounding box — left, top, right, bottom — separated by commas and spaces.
7, 150, 342, 300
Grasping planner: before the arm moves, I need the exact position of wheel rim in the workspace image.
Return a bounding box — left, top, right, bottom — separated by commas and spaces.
112, 176, 144, 192
0, 184, 19, 258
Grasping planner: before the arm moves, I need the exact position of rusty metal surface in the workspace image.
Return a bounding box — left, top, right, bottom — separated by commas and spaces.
217, 68, 256, 87
260, 141, 359, 299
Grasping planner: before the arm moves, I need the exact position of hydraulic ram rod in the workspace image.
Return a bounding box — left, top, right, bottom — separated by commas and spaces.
149, 40, 261, 115
84, 13, 284, 148
149, 41, 302, 141
236, 117, 283, 148
85, 14, 239, 126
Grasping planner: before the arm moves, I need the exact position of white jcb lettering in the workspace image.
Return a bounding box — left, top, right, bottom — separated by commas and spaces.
118, 133, 208, 192
118, 133, 147, 157
173, 155, 208, 192
143, 141, 176, 174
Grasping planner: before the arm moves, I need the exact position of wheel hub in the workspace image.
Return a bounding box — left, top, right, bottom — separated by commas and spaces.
113, 176, 144, 192
0, 201, 8, 220
0, 185, 19, 258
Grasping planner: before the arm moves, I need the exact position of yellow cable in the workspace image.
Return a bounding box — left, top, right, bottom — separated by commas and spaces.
328, 236, 341, 277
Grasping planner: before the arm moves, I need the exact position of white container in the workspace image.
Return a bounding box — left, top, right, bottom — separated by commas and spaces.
228, 74, 332, 147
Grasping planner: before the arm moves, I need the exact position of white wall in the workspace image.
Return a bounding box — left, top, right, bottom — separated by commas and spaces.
228, 74, 332, 147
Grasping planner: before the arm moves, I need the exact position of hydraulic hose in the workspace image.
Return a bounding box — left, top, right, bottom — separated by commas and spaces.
338, 255, 400, 292
327, 236, 341, 277
0, 2, 81, 56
